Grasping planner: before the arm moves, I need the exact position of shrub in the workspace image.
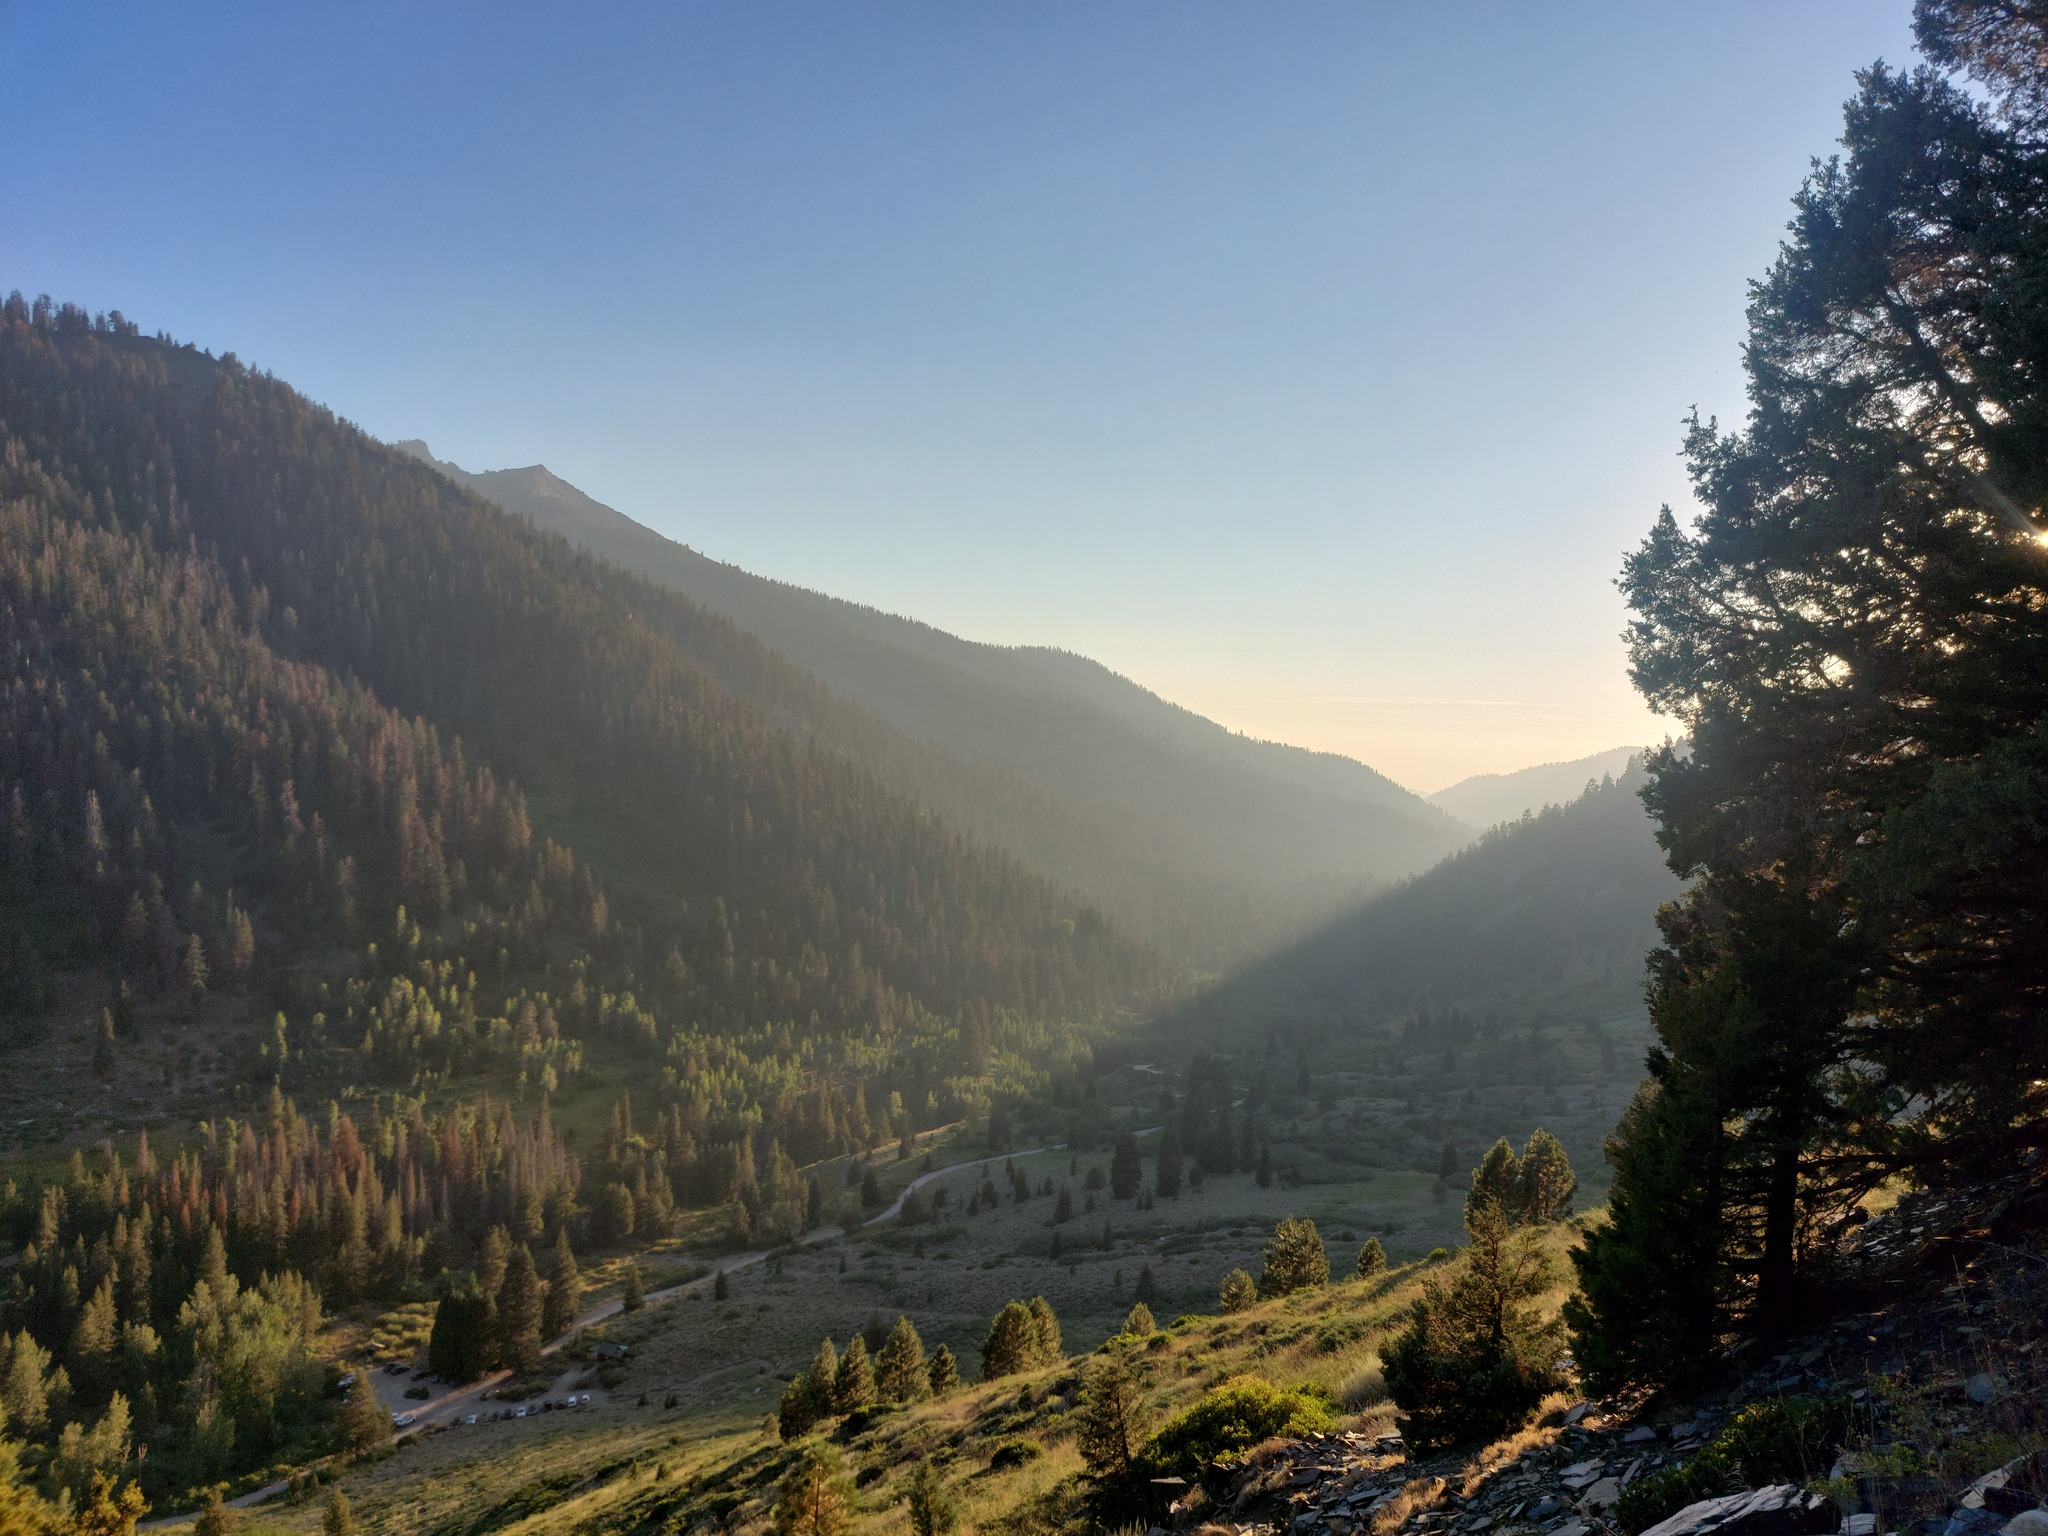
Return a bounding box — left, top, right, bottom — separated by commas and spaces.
1123, 1304, 1156, 1337
988, 1439, 1044, 1471
1614, 1397, 1857, 1535
1140, 1375, 1335, 1477
1356, 1238, 1387, 1280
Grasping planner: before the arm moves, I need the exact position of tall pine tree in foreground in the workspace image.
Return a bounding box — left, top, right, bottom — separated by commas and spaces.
1581, 0, 2048, 1389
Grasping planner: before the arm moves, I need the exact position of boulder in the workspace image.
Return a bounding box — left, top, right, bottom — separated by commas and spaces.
1638, 1485, 1839, 1536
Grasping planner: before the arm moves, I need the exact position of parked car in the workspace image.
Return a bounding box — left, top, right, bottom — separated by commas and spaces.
335, 1372, 357, 1391
385, 1362, 407, 1374
463, 1414, 477, 1425
515, 1406, 527, 1419
391, 1412, 416, 1429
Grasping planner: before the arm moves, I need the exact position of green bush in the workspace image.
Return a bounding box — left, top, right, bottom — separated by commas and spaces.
987, 1439, 1044, 1471
1614, 1397, 1858, 1535
1139, 1375, 1335, 1477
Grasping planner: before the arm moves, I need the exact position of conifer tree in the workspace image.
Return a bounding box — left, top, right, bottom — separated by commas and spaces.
773, 1446, 850, 1536
1356, 1238, 1387, 1281
875, 1316, 928, 1403
1257, 1216, 1327, 1298
905, 1460, 956, 1536
338, 1370, 389, 1455
1153, 1127, 1182, 1198
1219, 1268, 1256, 1313
496, 1246, 542, 1374
927, 1344, 958, 1395
543, 1231, 581, 1341
978, 1303, 1039, 1381
621, 1264, 644, 1314
803, 1339, 839, 1423
323, 1487, 356, 1536
830, 1335, 874, 1414
1108, 1133, 1141, 1199
1074, 1346, 1147, 1480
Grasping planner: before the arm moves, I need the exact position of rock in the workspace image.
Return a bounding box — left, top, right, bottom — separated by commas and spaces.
2003, 1514, 2048, 1536
1842, 1517, 1877, 1536
1579, 1478, 1623, 1511
1529, 1497, 1564, 1520
1637, 1485, 1838, 1536
1627, 1427, 1661, 1444
1552, 1525, 1588, 1536
1966, 1373, 2003, 1405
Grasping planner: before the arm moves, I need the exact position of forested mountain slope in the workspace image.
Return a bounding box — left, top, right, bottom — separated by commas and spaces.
397, 444, 1470, 956
0, 296, 1155, 1113
1162, 763, 1677, 1045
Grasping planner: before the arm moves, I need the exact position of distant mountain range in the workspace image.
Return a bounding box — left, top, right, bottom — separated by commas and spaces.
1429, 745, 1647, 831
397, 442, 1473, 962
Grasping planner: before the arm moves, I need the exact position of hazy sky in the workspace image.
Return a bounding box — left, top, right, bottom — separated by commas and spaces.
1, 2, 1916, 792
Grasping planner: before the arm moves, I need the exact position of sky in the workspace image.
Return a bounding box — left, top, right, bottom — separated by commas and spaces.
0, 2, 1918, 793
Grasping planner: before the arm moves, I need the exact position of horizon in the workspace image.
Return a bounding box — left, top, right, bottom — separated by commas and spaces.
0, 1, 1912, 787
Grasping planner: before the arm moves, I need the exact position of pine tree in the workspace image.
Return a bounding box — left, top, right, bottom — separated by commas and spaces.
1219, 1269, 1257, 1313
621, 1263, 645, 1313
1122, 1303, 1155, 1336
429, 1284, 493, 1382
831, 1335, 874, 1414
1133, 1262, 1158, 1307
543, 1231, 581, 1341
1074, 1346, 1148, 1479
1028, 1296, 1061, 1361
804, 1338, 840, 1422
875, 1316, 928, 1403
773, 1446, 851, 1536
1257, 1216, 1328, 1297
323, 1487, 356, 1536
1254, 1145, 1273, 1188
1356, 1238, 1387, 1281
978, 1303, 1039, 1380
905, 1460, 956, 1536
714, 1268, 730, 1301
1153, 1127, 1182, 1198
1108, 1133, 1141, 1199
496, 1246, 543, 1374
927, 1343, 958, 1395
1382, 1198, 1565, 1450
339, 1369, 390, 1454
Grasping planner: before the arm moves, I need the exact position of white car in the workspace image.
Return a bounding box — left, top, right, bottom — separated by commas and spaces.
463, 1414, 477, 1425
391, 1412, 416, 1429
515, 1405, 527, 1419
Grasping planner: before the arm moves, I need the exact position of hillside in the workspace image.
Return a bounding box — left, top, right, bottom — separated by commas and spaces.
396, 444, 1471, 960
1428, 745, 1646, 830
1163, 763, 1677, 1055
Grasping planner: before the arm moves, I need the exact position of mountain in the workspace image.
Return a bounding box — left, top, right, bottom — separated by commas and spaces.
1163, 761, 1678, 1046
0, 298, 1158, 1124
395, 443, 1472, 960
1428, 745, 1647, 830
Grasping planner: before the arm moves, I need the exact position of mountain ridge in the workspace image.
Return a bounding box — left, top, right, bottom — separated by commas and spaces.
394, 442, 1473, 962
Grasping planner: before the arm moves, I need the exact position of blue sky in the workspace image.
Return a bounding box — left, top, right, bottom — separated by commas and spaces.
1, 2, 1916, 790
